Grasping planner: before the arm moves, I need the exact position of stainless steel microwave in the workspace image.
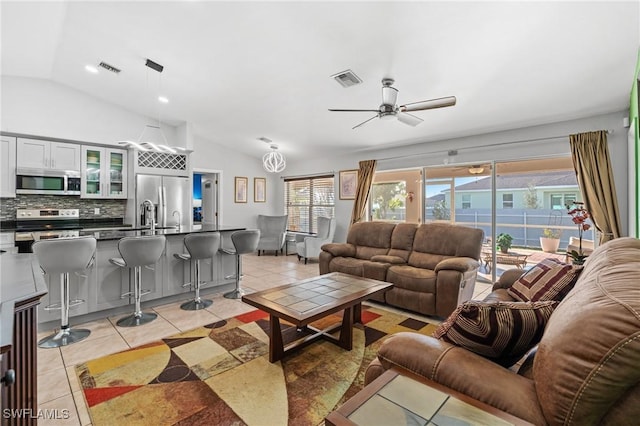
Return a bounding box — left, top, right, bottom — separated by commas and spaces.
16, 169, 81, 195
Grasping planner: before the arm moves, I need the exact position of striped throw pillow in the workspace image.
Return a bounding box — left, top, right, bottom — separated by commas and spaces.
508, 258, 582, 302
433, 300, 557, 365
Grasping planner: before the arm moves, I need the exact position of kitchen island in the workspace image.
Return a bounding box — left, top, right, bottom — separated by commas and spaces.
1, 253, 48, 422
37, 225, 247, 327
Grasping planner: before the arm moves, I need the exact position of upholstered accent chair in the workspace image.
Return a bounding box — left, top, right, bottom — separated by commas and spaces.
296, 217, 336, 264
256, 214, 288, 256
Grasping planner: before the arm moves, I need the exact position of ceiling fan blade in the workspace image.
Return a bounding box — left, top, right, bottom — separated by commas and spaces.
397, 112, 423, 127
329, 108, 380, 112
352, 115, 379, 129
399, 96, 457, 112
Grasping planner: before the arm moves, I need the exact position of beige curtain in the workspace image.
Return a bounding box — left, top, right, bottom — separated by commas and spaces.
350, 159, 377, 225
569, 130, 622, 243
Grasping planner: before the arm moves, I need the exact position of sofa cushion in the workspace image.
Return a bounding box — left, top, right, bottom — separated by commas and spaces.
387, 265, 436, 293
328, 257, 369, 276
370, 255, 406, 264
507, 258, 582, 302
432, 300, 557, 366
329, 257, 390, 281
387, 223, 418, 262
346, 222, 395, 257
411, 223, 484, 258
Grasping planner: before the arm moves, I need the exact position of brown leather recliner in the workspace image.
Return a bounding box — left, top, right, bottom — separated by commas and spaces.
319, 222, 484, 317
365, 237, 640, 425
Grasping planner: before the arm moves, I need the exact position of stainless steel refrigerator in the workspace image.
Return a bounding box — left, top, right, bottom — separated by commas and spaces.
135, 174, 190, 228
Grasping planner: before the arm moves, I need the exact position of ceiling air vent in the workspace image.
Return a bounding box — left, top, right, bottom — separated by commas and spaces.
98, 61, 121, 74
331, 69, 362, 88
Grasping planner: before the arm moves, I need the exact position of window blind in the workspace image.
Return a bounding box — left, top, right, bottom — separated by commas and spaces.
284, 174, 335, 233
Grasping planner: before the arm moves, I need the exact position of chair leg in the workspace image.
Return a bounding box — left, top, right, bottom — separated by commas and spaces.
181, 259, 213, 310
117, 266, 157, 327
224, 254, 245, 299
38, 273, 91, 348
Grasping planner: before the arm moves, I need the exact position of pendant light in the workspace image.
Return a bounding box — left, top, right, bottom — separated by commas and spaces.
117, 59, 190, 153
263, 144, 286, 173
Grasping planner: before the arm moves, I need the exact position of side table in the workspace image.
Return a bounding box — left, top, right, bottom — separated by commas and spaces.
325, 368, 533, 426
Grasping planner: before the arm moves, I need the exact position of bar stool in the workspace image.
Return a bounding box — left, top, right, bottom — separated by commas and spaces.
219, 229, 260, 299
109, 235, 166, 327
32, 236, 97, 348
173, 232, 220, 310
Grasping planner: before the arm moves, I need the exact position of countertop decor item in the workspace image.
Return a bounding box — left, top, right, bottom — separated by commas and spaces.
565, 201, 591, 265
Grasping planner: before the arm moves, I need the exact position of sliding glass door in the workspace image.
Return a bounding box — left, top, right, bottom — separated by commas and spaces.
423, 156, 589, 283
424, 163, 493, 282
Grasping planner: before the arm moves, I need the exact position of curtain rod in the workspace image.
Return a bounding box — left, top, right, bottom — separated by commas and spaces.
376, 129, 613, 163
281, 171, 335, 180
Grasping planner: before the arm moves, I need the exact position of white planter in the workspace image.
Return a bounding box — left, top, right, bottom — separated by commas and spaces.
540, 237, 560, 253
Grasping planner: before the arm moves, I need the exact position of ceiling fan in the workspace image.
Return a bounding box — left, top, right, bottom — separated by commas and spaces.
329, 78, 456, 129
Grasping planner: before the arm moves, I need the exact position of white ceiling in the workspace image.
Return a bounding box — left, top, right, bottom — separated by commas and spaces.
1, 1, 638, 162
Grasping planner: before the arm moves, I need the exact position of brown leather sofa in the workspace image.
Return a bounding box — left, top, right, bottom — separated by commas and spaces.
319, 222, 484, 317
365, 237, 640, 425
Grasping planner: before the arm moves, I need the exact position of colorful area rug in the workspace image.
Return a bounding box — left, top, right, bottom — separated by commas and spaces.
76, 304, 438, 425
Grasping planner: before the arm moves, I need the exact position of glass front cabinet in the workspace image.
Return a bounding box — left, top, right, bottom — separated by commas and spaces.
81, 146, 127, 199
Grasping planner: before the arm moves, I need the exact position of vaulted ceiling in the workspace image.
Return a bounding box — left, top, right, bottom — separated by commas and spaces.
1, 1, 638, 162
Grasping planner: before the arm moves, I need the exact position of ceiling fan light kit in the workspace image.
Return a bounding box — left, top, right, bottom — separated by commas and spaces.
468, 166, 485, 175
329, 78, 456, 129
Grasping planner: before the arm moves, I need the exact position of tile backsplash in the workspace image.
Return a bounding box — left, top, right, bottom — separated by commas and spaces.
0, 195, 126, 220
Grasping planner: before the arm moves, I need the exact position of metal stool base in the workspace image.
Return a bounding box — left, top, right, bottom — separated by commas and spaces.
180, 299, 213, 310
38, 328, 91, 348
116, 312, 157, 327
224, 288, 245, 299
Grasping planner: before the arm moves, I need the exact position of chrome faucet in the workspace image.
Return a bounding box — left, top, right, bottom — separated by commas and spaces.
172, 210, 181, 229
142, 199, 155, 232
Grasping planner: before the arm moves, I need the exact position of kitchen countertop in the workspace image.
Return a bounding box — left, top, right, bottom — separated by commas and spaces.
79, 224, 247, 241
0, 253, 48, 354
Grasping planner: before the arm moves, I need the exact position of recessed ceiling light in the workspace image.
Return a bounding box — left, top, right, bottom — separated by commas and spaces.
85, 65, 98, 74
158, 96, 169, 103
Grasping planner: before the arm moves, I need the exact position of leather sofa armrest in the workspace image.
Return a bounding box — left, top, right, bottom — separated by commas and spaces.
370, 332, 546, 425
321, 243, 356, 257
434, 257, 479, 273
370, 254, 406, 264
492, 268, 526, 291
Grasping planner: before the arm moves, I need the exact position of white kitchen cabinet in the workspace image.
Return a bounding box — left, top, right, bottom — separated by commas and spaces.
0, 136, 16, 197
16, 138, 81, 172
81, 146, 127, 199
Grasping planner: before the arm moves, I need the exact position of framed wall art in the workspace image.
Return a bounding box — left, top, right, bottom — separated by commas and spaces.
254, 177, 266, 203
234, 176, 248, 203
339, 169, 358, 200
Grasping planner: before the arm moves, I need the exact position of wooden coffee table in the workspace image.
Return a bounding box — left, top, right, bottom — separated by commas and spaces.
326, 368, 534, 425
241, 272, 392, 363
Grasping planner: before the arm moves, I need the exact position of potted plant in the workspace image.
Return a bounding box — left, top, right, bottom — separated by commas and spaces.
540, 228, 561, 253
496, 233, 513, 254
566, 201, 591, 265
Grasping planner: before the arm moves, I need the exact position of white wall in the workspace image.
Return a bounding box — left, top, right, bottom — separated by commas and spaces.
279, 110, 630, 242
1, 76, 178, 146
191, 134, 282, 228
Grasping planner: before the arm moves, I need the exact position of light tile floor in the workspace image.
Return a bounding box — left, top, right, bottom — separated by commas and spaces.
36, 252, 494, 426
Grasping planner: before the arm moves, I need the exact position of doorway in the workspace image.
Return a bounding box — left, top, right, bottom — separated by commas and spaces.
192, 170, 220, 228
